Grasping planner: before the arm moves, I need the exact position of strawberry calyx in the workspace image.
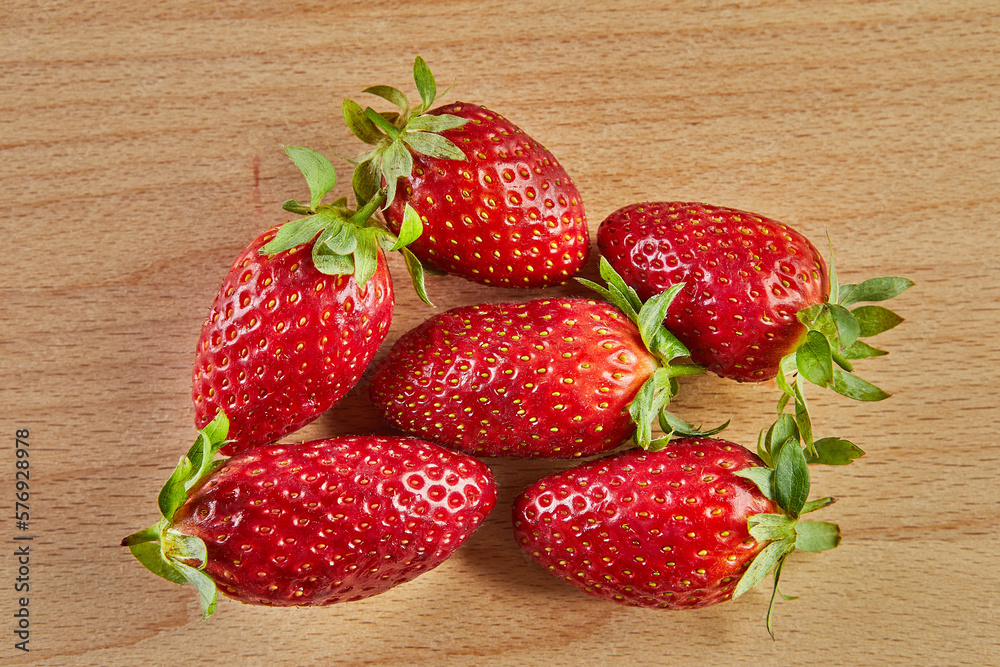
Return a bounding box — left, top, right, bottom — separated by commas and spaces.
579, 258, 724, 450
336, 56, 472, 303
777, 248, 914, 457
262, 145, 435, 305
120, 412, 231, 620
733, 414, 844, 638
342, 56, 469, 211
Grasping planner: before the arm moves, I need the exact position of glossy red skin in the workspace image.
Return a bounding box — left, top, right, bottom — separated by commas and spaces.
385, 102, 590, 288
598, 202, 829, 382
192, 225, 394, 454
171, 436, 497, 607
369, 299, 658, 458
512, 437, 778, 609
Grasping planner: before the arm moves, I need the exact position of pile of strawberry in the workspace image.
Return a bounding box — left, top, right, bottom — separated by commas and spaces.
123, 58, 912, 635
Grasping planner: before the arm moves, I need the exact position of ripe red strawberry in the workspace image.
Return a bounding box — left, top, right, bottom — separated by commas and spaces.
191, 146, 421, 455
369, 293, 706, 458
513, 438, 777, 609
383, 102, 589, 287
598, 202, 829, 383
597, 202, 914, 447
192, 223, 393, 455
122, 414, 497, 617
343, 57, 589, 288
512, 435, 842, 632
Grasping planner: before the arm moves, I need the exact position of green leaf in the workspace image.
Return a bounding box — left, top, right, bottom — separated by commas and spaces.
183, 431, 212, 473
576, 278, 614, 305
352, 159, 380, 209
774, 355, 797, 402
121, 524, 162, 547
796, 303, 825, 329
831, 368, 891, 401
183, 435, 219, 494
401, 247, 434, 307
735, 467, 776, 500
756, 430, 772, 467
644, 436, 672, 453
780, 353, 798, 380
200, 411, 229, 447
796, 330, 833, 387
162, 529, 208, 566
282, 199, 312, 215
794, 521, 841, 552
374, 228, 398, 255
152, 414, 231, 526
352, 230, 381, 288
342, 98, 384, 145
379, 139, 414, 209
598, 257, 643, 315
284, 146, 336, 211
852, 305, 905, 337
793, 377, 814, 456
747, 513, 797, 542
764, 414, 799, 460
659, 410, 729, 438
406, 113, 469, 133
402, 131, 466, 160
773, 441, 810, 517
827, 303, 861, 349
311, 247, 355, 276
412, 56, 436, 112
128, 539, 187, 585
629, 370, 673, 450
318, 219, 358, 257
838, 277, 915, 306
776, 391, 791, 417
363, 85, 409, 114
637, 285, 690, 361
391, 203, 424, 251
801, 496, 837, 514
826, 241, 839, 306
843, 339, 889, 360
800, 304, 846, 354
765, 555, 791, 639
806, 438, 866, 465
732, 537, 796, 599
260, 213, 329, 256
158, 455, 193, 521
173, 561, 219, 620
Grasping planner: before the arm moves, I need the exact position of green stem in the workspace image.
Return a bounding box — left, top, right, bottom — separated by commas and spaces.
351, 190, 388, 226
667, 364, 706, 378
365, 108, 401, 140
121, 523, 164, 547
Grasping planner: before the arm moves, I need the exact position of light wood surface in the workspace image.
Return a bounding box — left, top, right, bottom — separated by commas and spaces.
2, 1, 997, 664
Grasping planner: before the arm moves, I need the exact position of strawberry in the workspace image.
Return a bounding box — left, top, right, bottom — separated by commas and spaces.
192, 221, 393, 454
342, 57, 590, 288
597, 202, 913, 453
598, 201, 830, 383
192, 145, 446, 454
512, 434, 842, 634
369, 271, 712, 458
122, 413, 497, 617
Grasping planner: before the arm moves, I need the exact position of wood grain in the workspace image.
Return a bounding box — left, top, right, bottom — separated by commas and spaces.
1, 1, 997, 664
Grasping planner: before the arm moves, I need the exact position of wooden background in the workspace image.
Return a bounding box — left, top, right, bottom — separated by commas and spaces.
2, 1, 997, 664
